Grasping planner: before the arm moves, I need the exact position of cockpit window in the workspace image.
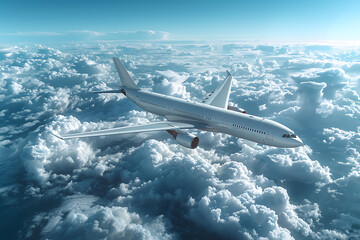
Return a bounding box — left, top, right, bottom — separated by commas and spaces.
282, 133, 297, 138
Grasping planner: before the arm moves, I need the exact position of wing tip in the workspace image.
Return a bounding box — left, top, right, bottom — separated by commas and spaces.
48, 130, 64, 140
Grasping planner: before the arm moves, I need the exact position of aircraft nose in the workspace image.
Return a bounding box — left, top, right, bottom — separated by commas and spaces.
294, 137, 303, 147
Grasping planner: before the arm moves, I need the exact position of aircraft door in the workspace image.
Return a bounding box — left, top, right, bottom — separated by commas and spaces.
222, 116, 228, 130
213, 115, 227, 131
266, 128, 273, 141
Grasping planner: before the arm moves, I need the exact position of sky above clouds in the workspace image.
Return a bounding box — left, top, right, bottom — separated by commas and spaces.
1, 0, 360, 41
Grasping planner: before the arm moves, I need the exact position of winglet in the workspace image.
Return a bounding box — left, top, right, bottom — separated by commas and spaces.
204, 71, 233, 109
113, 58, 139, 90
48, 130, 64, 140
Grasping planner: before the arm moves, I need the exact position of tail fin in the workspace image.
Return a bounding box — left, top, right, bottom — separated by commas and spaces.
113, 58, 139, 89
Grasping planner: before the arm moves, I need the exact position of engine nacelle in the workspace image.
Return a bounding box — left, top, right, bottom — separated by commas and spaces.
227, 105, 246, 114
176, 133, 199, 149
167, 130, 199, 149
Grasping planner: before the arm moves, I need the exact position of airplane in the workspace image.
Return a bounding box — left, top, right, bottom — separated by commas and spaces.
51, 58, 303, 148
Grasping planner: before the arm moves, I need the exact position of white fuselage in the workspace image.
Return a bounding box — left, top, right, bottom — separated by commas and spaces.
125, 87, 303, 148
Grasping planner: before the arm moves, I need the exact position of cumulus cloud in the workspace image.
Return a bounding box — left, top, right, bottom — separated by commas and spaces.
233, 145, 332, 187
152, 70, 190, 99
292, 68, 349, 99
25, 194, 172, 239
1, 42, 360, 239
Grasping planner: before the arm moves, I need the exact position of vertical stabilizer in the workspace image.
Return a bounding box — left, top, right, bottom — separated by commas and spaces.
113, 58, 139, 89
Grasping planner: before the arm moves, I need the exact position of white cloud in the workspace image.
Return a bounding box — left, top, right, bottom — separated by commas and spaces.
28, 194, 173, 240
292, 68, 349, 99
259, 104, 267, 111
1, 42, 360, 239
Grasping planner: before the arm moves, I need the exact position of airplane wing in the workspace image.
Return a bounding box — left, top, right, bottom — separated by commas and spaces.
50, 121, 195, 140
90, 89, 123, 94
204, 71, 233, 109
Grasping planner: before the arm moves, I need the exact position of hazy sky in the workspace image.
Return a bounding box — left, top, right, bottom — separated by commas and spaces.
1, 0, 360, 41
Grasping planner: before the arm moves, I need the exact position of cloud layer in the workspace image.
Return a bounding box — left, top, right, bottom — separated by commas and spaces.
0, 42, 359, 239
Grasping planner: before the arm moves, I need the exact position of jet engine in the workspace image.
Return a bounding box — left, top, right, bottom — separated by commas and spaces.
227, 105, 246, 114
167, 130, 199, 149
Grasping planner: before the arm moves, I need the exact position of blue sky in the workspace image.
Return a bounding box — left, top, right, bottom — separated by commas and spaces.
1, 0, 360, 41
